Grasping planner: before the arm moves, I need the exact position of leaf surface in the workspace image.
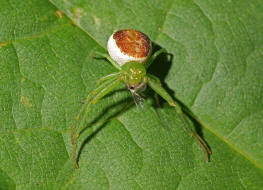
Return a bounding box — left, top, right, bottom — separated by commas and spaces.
0, 0, 263, 189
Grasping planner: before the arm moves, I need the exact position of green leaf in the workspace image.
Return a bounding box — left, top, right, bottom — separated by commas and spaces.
0, 0, 263, 189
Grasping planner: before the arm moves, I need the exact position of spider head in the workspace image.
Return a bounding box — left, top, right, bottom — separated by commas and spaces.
121, 62, 147, 92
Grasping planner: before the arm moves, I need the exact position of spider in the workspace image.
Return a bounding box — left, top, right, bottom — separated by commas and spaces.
71, 29, 211, 169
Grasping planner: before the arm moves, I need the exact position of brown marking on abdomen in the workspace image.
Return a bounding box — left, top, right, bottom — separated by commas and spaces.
113, 29, 151, 58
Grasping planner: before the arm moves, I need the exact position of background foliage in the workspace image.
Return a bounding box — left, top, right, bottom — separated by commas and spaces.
0, 0, 263, 189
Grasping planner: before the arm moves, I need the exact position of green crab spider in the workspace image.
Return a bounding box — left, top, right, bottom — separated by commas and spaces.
71, 29, 211, 169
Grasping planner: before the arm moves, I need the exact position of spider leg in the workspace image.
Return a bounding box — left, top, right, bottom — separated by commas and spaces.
71, 77, 117, 167
78, 78, 121, 132
93, 51, 122, 71
147, 74, 211, 162
71, 77, 118, 143
71, 76, 121, 168
80, 73, 121, 104
97, 72, 121, 86
145, 48, 167, 69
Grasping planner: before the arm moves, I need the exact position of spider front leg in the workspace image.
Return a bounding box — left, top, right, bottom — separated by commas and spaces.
147, 74, 211, 162
71, 75, 119, 142
71, 75, 121, 168
96, 72, 121, 86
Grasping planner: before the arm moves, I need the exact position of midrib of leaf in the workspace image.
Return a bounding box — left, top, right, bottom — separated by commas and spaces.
196, 117, 263, 171
48, 0, 106, 51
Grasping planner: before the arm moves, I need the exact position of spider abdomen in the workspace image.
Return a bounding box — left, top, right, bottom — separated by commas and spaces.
107, 29, 152, 66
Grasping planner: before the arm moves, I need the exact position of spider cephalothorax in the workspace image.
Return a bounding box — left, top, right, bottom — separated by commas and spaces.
71, 29, 211, 169
121, 61, 147, 92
